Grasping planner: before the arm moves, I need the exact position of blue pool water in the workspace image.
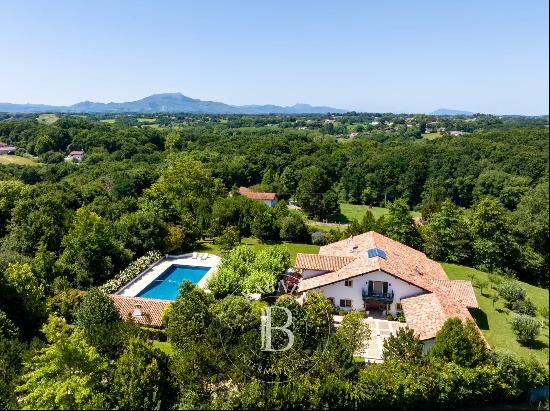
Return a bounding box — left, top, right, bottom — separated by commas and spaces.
136, 265, 210, 300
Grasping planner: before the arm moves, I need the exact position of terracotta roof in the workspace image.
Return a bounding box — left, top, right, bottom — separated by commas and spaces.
400, 292, 473, 340
239, 186, 277, 201
67, 150, 84, 156
110, 295, 170, 328
430, 279, 478, 308
298, 232, 448, 292
295, 253, 355, 271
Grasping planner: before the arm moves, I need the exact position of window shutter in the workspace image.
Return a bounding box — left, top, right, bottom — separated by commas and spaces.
368, 281, 373, 293
383, 282, 388, 294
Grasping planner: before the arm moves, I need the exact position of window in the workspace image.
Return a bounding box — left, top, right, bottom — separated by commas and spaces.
344, 280, 353, 287
396, 303, 402, 311
339, 299, 352, 308
327, 297, 335, 305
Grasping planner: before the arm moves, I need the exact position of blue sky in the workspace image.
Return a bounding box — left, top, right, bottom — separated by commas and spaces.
1, 0, 548, 114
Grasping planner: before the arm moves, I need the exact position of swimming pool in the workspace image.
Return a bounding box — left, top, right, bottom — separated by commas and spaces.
136, 265, 210, 300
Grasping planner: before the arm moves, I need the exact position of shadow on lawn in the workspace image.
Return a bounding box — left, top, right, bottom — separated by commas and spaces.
520, 339, 549, 350
469, 308, 489, 330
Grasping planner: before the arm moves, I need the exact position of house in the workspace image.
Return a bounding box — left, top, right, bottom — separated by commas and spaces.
349, 131, 359, 138
239, 186, 278, 207
64, 150, 84, 161
450, 130, 465, 136
0, 144, 17, 155
294, 231, 478, 348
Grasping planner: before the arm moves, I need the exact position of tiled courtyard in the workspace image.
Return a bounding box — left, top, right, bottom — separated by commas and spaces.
359, 318, 407, 363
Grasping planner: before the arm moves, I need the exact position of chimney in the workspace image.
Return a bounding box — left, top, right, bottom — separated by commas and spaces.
347, 236, 355, 254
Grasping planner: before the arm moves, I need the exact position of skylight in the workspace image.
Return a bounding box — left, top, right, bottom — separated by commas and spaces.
367, 248, 387, 259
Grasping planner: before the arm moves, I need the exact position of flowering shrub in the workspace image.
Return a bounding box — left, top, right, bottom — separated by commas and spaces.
99, 251, 163, 294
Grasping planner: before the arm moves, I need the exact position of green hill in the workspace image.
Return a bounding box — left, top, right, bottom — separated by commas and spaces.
443, 263, 549, 364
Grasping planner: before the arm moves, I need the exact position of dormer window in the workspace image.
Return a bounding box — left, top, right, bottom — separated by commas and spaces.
132, 305, 143, 318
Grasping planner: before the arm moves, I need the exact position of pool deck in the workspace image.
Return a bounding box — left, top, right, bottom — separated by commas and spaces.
116, 253, 220, 298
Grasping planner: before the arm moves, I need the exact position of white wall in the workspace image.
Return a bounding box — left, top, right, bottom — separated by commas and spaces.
308, 269, 425, 315
302, 269, 328, 279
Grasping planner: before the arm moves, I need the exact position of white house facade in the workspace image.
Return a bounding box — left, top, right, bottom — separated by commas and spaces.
295, 231, 480, 342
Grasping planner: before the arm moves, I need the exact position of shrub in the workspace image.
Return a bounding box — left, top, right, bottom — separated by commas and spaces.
214, 226, 241, 251
429, 318, 489, 367
386, 314, 394, 321
99, 250, 162, 294
396, 312, 406, 323
336, 310, 371, 353
510, 314, 542, 344
279, 213, 308, 242
496, 280, 526, 303
509, 298, 537, 316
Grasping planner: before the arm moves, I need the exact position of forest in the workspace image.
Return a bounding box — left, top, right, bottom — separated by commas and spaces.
0, 113, 548, 409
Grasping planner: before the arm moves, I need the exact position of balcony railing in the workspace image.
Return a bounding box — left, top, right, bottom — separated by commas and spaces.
362, 289, 394, 302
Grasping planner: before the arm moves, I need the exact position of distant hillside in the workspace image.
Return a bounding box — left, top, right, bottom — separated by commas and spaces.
430, 108, 475, 116
0, 93, 347, 114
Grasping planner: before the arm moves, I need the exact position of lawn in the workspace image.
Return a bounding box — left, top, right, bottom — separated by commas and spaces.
37, 113, 59, 124
443, 262, 549, 364
421, 131, 442, 140
99, 119, 116, 124
338, 203, 420, 223
198, 237, 319, 265
137, 117, 157, 123
0, 155, 39, 166
152, 340, 174, 356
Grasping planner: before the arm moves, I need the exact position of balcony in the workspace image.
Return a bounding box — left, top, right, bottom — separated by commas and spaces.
362, 289, 394, 302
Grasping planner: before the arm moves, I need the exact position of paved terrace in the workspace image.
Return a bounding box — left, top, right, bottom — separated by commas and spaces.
334, 315, 407, 363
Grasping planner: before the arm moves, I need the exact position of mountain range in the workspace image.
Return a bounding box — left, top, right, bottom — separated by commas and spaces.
429, 108, 475, 116
0, 93, 347, 114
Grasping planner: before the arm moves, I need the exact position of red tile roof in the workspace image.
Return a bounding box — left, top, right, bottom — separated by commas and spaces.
110, 295, 170, 328
295, 254, 355, 271
239, 186, 277, 201
298, 232, 448, 292
67, 150, 84, 156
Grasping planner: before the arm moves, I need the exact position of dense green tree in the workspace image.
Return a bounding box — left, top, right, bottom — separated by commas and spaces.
380, 199, 423, 249
74, 288, 125, 358
336, 310, 371, 354
16, 316, 109, 410
57, 208, 131, 287
115, 209, 168, 257
165, 281, 213, 350
382, 326, 424, 363
422, 199, 471, 263
470, 198, 519, 274
112, 338, 174, 410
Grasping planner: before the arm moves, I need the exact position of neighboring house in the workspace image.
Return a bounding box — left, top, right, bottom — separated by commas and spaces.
450, 130, 465, 136
64, 150, 84, 161
0, 144, 17, 155
239, 186, 278, 207
294, 231, 478, 348
349, 131, 359, 138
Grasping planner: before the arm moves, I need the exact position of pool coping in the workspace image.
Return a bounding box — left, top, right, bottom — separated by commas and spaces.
115, 253, 220, 299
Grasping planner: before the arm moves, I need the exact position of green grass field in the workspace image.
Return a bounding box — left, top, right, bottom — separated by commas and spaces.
421, 131, 442, 140
37, 113, 59, 124
0, 155, 39, 166
152, 340, 174, 356
443, 263, 549, 364
99, 119, 116, 124
137, 117, 157, 123
338, 203, 420, 222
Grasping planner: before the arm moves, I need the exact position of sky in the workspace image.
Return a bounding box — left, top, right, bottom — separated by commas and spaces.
1, 0, 548, 114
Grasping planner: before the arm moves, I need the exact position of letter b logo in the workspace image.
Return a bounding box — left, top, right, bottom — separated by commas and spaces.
260, 306, 294, 352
